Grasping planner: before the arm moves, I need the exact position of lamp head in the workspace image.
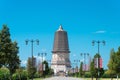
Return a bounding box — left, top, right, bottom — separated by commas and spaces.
25, 40, 29, 45
103, 40, 105, 45
36, 39, 39, 45
92, 40, 95, 46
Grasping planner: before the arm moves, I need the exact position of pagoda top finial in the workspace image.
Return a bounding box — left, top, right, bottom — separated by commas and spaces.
57, 25, 63, 31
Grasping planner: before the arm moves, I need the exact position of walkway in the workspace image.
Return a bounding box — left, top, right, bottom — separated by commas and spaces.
43, 76, 83, 80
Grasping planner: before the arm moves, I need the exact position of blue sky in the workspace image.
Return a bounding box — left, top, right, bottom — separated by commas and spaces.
0, 0, 120, 69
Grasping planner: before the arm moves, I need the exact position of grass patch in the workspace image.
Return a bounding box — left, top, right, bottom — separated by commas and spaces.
33, 78, 43, 80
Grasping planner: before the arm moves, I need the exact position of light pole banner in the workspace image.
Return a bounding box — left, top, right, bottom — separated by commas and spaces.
94, 58, 98, 68
99, 58, 102, 68
43, 64, 45, 71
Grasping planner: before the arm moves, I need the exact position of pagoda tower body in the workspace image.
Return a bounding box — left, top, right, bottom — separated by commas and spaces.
51, 25, 71, 75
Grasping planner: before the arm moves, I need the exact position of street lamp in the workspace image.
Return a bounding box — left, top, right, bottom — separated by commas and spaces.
74, 60, 80, 73
38, 52, 47, 76
71, 63, 76, 74
25, 39, 39, 80
92, 40, 105, 80
80, 53, 89, 71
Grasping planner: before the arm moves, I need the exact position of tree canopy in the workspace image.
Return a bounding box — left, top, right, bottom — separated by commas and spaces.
0, 25, 20, 76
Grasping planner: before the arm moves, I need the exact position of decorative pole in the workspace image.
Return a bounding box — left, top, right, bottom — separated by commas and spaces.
80, 53, 89, 71
38, 52, 47, 77
92, 40, 105, 80
25, 39, 39, 80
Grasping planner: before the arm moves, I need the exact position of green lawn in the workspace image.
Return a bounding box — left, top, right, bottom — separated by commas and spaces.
34, 78, 43, 80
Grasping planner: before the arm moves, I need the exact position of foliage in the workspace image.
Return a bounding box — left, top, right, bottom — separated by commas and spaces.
48, 68, 54, 76
84, 72, 91, 78
115, 47, 120, 74
34, 72, 40, 78
107, 47, 120, 79
103, 70, 115, 78
79, 62, 83, 77
27, 57, 37, 79
0, 25, 20, 78
90, 60, 96, 78
0, 67, 10, 79
37, 60, 53, 77
90, 53, 104, 80
42, 61, 50, 77
12, 69, 28, 80
99, 68, 104, 77
107, 48, 116, 79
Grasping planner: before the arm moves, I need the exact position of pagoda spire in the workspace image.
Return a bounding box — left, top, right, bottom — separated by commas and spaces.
58, 25, 63, 31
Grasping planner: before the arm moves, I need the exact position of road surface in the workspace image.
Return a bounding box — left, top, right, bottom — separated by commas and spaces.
43, 76, 83, 80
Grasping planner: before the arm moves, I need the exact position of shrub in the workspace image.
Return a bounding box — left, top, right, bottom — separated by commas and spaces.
84, 72, 91, 78
34, 72, 40, 78
12, 69, 28, 80
0, 67, 10, 79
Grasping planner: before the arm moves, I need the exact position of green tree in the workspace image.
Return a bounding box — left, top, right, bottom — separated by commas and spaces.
0, 25, 20, 78
27, 57, 36, 79
90, 60, 96, 80
8, 41, 20, 76
0, 67, 10, 79
107, 48, 116, 80
43, 60, 50, 77
115, 47, 120, 79
79, 62, 83, 77
90, 53, 104, 80
0, 25, 12, 67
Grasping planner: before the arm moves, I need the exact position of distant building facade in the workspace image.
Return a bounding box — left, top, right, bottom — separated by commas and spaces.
27, 57, 37, 68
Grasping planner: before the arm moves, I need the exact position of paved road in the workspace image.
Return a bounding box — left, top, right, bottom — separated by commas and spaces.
43, 76, 83, 80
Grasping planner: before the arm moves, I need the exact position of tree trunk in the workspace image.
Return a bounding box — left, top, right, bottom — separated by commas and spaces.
117, 74, 118, 80
111, 74, 113, 80
91, 76, 93, 80
96, 76, 97, 80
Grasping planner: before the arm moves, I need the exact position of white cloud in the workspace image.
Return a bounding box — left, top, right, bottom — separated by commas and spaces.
21, 60, 27, 65
73, 54, 76, 57
93, 30, 106, 34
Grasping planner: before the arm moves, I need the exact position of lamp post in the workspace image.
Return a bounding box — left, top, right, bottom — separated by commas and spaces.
71, 63, 75, 74
92, 40, 105, 80
80, 53, 89, 71
74, 60, 80, 74
38, 52, 47, 76
25, 39, 39, 80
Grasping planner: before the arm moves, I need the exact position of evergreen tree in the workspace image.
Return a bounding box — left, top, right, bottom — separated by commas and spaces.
8, 41, 20, 75
107, 48, 116, 80
43, 61, 50, 77
27, 57, 36, 79
90, 60, 96, 80
0, 25, 12, 66
115, 47, 120, 77
0, 25, 20, 78
79, 62, 83, 77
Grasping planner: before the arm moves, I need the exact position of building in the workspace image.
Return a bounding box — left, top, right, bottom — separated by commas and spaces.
51, 25, 71, 75
27, 57, 37, 68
